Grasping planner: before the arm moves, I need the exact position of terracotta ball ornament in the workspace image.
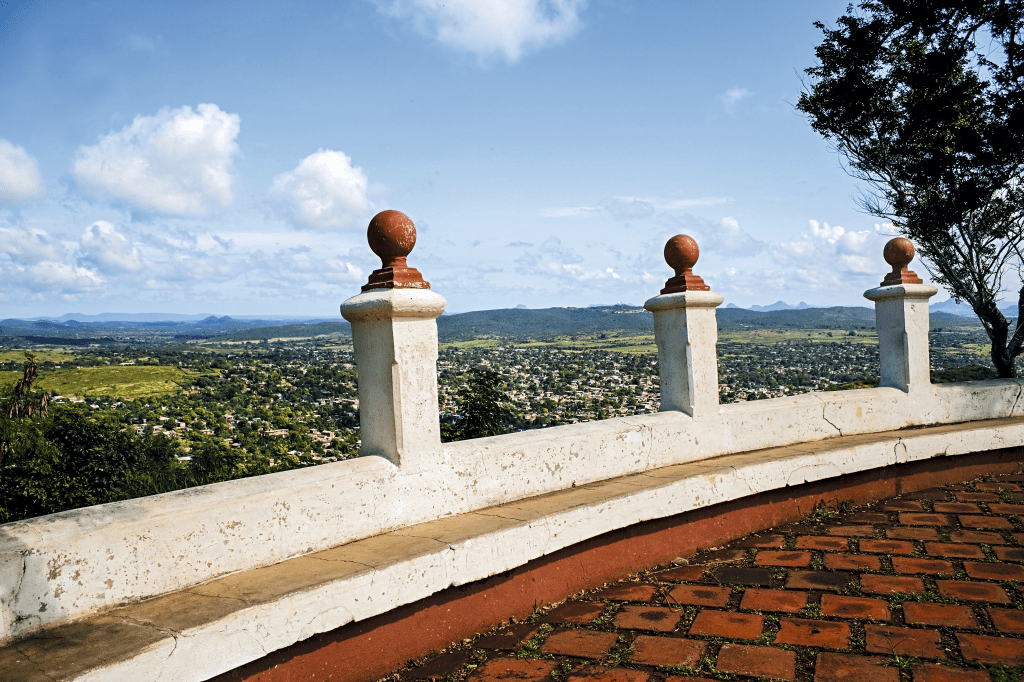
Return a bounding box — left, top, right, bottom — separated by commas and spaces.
362, 210, 430, 291
661, 234, 710, 294
880, 237, 923, 286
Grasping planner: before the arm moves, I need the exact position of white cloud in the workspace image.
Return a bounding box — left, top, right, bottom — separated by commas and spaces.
604, 198, 655, 220
73, 103, 240, 215
269, 149, 371, 229
0, 139, 46, 204
380, 0, 586, 62
0, 225, 66, 264
79, 220, 145, 273
722, 87, 751, 110
0, 224, 102, 293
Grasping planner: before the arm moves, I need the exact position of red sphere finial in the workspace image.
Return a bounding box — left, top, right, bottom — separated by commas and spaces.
880, 237, 923, 286
660, 234, 709, 294
361, 210, 430, 291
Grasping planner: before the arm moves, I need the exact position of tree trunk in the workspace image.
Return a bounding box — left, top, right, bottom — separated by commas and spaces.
982, 303, 1016, 378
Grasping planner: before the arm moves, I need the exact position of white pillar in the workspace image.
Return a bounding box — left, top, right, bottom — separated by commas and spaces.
340, 210, 446, 472
644, 235, 724, 419
863, 238, 937, 395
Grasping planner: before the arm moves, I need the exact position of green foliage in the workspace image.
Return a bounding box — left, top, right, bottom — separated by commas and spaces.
441, 368, 513, 442
798, 1, 1024, 377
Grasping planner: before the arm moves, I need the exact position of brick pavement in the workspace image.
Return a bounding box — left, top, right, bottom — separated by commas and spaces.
384, 473, 1024, 682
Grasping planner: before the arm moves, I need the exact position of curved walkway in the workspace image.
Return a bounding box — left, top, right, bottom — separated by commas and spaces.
383, 473, 1024, 682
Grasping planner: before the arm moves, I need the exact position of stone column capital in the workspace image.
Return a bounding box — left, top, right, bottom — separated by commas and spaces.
644, 290, 724, 312
341, 288, 447, 323
863, 283, 938, 303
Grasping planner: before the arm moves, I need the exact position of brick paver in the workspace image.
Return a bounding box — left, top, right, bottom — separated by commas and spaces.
385, 475, 1024, 682
740, 588, 807, 612
716, 643, 796, 680
630, 636, 704, 666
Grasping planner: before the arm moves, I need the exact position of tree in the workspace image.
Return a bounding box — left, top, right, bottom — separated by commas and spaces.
441, 368, 513, 442
797, 0, 1024, 376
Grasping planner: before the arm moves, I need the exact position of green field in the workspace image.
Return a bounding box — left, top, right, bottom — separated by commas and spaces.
26, 366, 208, 399
0, 349, 77, 363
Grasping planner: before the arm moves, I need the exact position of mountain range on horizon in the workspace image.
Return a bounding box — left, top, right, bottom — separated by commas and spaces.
5, 298, 1015, 325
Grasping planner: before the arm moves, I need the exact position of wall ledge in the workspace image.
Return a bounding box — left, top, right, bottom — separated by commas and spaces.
3, 415, 1023, 682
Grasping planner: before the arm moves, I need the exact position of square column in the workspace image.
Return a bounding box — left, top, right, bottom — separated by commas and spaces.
863, 284, 937, 394
863, 238, 937, 395
645, 291, 724, 417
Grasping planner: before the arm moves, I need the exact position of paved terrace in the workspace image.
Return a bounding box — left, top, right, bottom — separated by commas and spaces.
383, 473, 1024, 682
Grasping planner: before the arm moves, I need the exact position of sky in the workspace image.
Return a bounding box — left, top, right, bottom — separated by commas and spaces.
0, 0, 942, 318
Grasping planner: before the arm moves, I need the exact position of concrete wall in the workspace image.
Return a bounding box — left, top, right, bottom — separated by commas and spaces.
2, 379, 1021, 643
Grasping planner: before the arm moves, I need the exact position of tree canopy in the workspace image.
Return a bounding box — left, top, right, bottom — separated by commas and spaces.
798, 0, 1024, 376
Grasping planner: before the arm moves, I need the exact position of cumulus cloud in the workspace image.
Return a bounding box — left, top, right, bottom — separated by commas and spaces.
269, 149, 371, 229
73, 103, 240, 215
0, 139, 46, 204
0, 223, 102, 293
0, 225, 66, 264
380, 0, 586, 62
772, 220, 881, 275
655, 214, 765, 258
79, 221, 145, 273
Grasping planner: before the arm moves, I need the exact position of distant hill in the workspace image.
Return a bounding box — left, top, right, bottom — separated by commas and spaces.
0, 304, 985, 347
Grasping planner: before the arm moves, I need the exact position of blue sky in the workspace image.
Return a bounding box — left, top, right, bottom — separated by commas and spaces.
0, 0, 934, 318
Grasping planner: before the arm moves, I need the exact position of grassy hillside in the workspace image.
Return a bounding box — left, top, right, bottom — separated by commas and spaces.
34, 366, 205, 399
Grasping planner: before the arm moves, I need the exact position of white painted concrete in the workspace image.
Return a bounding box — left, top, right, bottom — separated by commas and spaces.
2, 380, 1022, 646
15, 414, 1024, 682
644, 291, 724, 418
341, 289, 446, 470
864, 283, 938, 394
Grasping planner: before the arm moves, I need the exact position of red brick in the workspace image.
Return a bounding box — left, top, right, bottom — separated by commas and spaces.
546, 602, 606, 623
912, 663, 991, 682
825, 553, 882, 571
740, 589, 808, 613
888, 527, 941, 541
900, 513, 952, 526
1014, 532, 1024, 544
689, 611, 763, 639
848, 512, 890, 524
692, 548, 746, 565
885, 501, 925, 511
820, 594, 890, 620
957, 493, 1000, 501
470, 658, 558, 682
665, 678, 717, 682
614, 606, 681, 632
716, 643, 796, 680
989, 608, 1024, 634
951, 530, 1008, 544
829, 525, 877, 537
668, 585, 730, 607
475, 624, 540, 650
796, 536, 849, 551
936, 581, 1011, 603
787, 571, 853, 591
964, 562, 1024, 581
815, 653, 898, 682
408, 652, 469, 680
934, 502, 982, 513
977, 482, 1022, 492
861, 539, 915, 554
957, 633, 1024, 665
740, 534, 785, 548
903, 602, 978, 628
630, 636, 705, 667
656, 566, 706, 581
865, 624, 945, 659
891, 557, 955, 575
755, 551, 811, 567
961, 515, 1014, 530
861, 574, 924, 595
775, 618, 850, 648
994, 546, 1024, 561
596, 585, 658, 601
541, 630, 618, 658
986, 503, 1024, 515
925, 543, 986, 559
567, 669, 649, 682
